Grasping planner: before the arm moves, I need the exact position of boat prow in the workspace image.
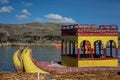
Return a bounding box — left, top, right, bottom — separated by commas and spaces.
22, 49, 49, 74
12, 49, 23, 72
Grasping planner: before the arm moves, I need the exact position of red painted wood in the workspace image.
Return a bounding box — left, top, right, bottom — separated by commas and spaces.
62, 24, 118, 36
65, 42, 67, 55
90, 48, 94, 58
78, 48, 80, 59
104, 48, 106, 58
61, 40, 63, 55
110, 40, 112, 57
116, 48, 118, 58
78, 57, 118, 60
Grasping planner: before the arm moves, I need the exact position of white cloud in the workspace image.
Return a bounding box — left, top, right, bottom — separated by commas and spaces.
0, 0, 9, 4
16, 9, 31, 20
0, 6, 13, 13
45, 13, 76, 24
22, 1, 32, 7
16, 15, 28, 20
35, 18, 42, 22
21, 9, 31, 16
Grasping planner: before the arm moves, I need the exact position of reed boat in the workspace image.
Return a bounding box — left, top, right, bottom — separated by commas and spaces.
13, 47, 49, 74
13, 47, 120, 74
13, 24, 120, 74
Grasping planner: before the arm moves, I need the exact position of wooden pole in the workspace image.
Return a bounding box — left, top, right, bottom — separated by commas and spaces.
110, 40, 112, 57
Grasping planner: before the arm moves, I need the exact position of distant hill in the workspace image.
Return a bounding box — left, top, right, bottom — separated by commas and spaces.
0, 22, 62, 44
0, 22, 120, 46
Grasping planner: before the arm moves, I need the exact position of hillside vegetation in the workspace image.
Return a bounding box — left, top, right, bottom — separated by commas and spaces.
0, 22, 62, 44
0, 22, 120, 46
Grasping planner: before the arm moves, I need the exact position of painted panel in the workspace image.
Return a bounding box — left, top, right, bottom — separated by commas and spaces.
78, 59, 118, 67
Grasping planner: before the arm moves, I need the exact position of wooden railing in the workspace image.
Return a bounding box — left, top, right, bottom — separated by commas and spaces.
62, 24, 118, 36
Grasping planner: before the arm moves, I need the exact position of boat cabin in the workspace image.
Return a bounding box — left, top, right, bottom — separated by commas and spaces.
61, 24, 118, 67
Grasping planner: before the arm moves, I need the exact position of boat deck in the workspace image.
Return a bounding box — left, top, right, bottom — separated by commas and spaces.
31, 55, 120, 73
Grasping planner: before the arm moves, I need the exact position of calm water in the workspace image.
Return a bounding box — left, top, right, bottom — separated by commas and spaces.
0, 47, 120, 72
0, 47, 61, 72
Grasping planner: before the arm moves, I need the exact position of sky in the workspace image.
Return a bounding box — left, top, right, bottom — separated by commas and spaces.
0, 0, 120, 26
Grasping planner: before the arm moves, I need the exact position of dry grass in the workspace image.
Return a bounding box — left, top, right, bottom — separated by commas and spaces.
0, 70, 120, 80
51, 70, 120, 80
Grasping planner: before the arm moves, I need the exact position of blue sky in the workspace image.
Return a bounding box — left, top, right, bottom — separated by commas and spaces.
0, 0, 120, 26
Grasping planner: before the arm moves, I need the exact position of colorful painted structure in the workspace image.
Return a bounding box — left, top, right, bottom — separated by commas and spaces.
61, 24, 119, 67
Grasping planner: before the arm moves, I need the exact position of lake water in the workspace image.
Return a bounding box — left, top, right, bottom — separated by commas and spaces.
0, 47, 61, 72
0, 47, 120, 72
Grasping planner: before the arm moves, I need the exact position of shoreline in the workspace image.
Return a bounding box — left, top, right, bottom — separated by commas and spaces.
0, 43, 56, 47
1, 42, 120, 48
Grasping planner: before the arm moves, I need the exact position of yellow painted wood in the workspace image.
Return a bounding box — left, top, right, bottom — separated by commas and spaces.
78, 36, 118, 48
62, 36, 118, 48
62, 31, 118, 67
78, 59, 118, 67
61, 56, 118, 67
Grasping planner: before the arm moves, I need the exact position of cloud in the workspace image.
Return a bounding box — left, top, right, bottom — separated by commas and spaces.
0, 6, 13, 13
16, 15, 28, 20
35, 18, 42, 22
22, 1, 32, 7
45, 13, 76, 24
0, 0, 9, 4
21, 9, 31, 16
16, 9, 31, 20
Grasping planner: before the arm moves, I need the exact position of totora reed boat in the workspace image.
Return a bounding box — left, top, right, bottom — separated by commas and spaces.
13, 47, 120, 74
13, 24, 120, 74
13, 47, 49, 74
